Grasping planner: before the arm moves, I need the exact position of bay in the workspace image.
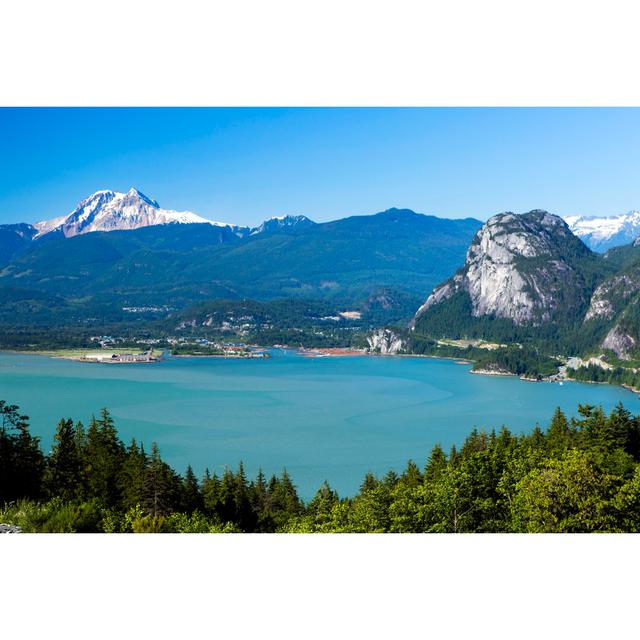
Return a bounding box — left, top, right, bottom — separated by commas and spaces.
0, 349, 636, 498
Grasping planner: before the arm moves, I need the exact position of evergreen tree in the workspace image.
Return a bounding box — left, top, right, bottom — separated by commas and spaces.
180, 465, 203, 514
85, 409, 125, 506
217, 467, 238, 524
45, 418, 84, 501
360, 472, 377, 494
547, 407, 572, 453
118, 439, 147, 511
305, 481, 340, 530
402, 460, 423, 488
232, 462, 254, 531
424, 444, 447, 483
606, 403, 637, 455
0, 401, 45, 502
268, 469, 303, 530
382, 469, 399, 490
202, 470, 221, 518
142, 442, 171, 517
249, 469, 272, 532
4, 399, 640, 534
351, 474, 392, 532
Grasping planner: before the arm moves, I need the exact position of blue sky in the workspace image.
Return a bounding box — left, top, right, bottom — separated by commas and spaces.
2, 107, 640, 226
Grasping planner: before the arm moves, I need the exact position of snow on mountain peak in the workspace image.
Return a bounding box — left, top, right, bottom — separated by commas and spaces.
566, 210, 640, 252
33, 188, 236, 238
250, 214, 315, 235
125, 187, 160, 208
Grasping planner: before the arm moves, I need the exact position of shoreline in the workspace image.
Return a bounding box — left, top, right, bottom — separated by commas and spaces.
1, 347, 638, 396
171, 352, 269, 359
1, 348, 268, 362
470, 368, 516, 378
297, 347, 368, 358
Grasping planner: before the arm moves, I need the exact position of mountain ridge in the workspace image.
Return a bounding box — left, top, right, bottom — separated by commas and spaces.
412, 210, 639, 362
0, 200, 482, 313
33, 187, 236, 238
566, 210, 640, 252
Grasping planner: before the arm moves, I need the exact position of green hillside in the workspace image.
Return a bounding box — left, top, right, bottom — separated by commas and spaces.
0, 208, 481, 310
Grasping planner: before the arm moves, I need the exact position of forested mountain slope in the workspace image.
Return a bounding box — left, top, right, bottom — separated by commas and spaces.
412, 210, 640, 361
0, 208, 482, 311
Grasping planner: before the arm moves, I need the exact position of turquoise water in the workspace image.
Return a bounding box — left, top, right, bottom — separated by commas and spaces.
0, 349, 637, 498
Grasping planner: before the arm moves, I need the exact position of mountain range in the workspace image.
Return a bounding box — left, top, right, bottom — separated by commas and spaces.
3, 188, 640, 363
0, 188, 482, 322
3, 187, 315, 247
566, 211, 640, 252
412, 210, 640, 360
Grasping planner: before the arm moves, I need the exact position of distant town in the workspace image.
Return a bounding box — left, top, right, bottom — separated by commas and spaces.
76, 335, 271, 363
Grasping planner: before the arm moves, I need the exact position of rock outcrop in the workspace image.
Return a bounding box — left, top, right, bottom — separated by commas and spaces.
414, 210, 596, 327
602, 325, 637, 359
584, 272, 640, 321
367, 328, 405, 354
582, 259, 640, 358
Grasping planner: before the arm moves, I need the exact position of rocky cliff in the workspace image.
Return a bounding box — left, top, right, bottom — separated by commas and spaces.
414, 210, 598, 328
584, 262, 640, 358
367, 328, 406, 354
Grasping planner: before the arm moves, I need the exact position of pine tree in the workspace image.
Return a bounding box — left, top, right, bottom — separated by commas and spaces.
382, 469, 399, 489
0, 401, 45, 502
604, 402, 636, 454
45, 418, 84, 501
402, 460, 423, 488
360, 472, 377, 494
218, 467, 238, 523
250, 469, 272, 532
181, 465, 203, 514
547, 407, 572, 453
118, 439, 147, 510
142, 442, 171, 517
268, 468, 302, 530
306, 481, 339, 526
85, 409, 125, 506
424, 444, 447, 483
202, 471, 221, 518
575, 404, 608, 452
231, 462, 254, 531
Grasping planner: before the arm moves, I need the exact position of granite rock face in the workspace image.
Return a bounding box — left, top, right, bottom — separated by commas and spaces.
585, 272, 640, 321
414, 210, 593, 326
602, 325, 637, 359
367, 328, 405, 354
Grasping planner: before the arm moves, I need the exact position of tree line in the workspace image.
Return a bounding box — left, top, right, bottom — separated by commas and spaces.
2, 399, 640, 532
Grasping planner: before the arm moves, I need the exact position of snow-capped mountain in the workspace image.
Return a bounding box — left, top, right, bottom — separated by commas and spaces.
34, 188, 244, 238
250, 214, 315, 235
565, 211, 640, 252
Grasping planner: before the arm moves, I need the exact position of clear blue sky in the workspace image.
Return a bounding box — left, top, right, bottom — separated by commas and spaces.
2, 107, 640, 226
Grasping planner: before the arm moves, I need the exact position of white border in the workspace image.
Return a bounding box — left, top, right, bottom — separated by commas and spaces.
2, 1, 640, 636
2, 533, 639, 638
2, 0, 640, 106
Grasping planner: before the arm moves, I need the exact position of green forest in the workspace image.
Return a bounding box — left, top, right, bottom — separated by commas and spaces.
569, 364, 640, 393
2, 399, 640, 533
